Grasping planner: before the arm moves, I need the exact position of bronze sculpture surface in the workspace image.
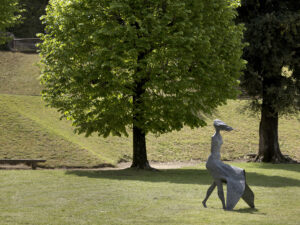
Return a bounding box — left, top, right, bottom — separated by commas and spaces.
202, 119, 255, 210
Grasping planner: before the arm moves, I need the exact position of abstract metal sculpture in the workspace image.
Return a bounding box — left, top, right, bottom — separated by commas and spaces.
202, 119, 255, 210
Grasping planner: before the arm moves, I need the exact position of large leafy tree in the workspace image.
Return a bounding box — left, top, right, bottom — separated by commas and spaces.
0, 0, 22, 44
39, 0, 245, 169
237, 0, 300, 162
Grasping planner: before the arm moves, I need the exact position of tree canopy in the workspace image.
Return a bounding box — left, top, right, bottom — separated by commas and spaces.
237, 0, 300, 162
39, 0, 245, 168
0, 0, 22, 44
238, 0, 300, 114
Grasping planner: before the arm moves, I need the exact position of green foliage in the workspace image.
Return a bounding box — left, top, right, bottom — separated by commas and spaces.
0, 0, 22, 44
237, 0, 300, 114
39, 0, 245, 138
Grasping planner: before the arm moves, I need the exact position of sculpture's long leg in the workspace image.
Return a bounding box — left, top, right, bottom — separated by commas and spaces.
216, 181, 226, 209
242, 183, 255, 208
202, 182, 216, 208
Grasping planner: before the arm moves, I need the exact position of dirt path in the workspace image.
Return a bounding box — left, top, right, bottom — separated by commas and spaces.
0, 160, 204, 170
1, 160, 252, 170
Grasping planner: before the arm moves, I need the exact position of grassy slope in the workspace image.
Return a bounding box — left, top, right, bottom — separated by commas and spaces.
0, 96, 107, 168
0, 51, 42, 96
0, 94, 128, 167
0, 51, 299, 167
0, 163, 299, 225
1, 94, 300, 168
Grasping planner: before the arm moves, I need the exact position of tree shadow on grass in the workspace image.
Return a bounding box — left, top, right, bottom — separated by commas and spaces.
65, 168, 300, 187
248, 162, 300, 173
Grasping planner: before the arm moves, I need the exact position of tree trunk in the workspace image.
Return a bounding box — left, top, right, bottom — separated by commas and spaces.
131, 125, 151, 169
130, 50, 153, 169
256, 103, 287, 162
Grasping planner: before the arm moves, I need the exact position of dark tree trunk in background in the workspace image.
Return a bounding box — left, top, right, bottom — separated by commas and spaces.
257, 102, 287, 162
256, 75, 292, 163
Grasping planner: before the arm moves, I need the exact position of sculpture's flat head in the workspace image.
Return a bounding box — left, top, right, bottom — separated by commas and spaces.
213, 119, 233, 131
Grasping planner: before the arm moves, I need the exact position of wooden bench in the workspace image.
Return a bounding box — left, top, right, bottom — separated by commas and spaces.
0, 159, 46, 170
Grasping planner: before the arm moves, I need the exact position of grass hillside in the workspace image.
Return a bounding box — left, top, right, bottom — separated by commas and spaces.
0, 51, 299, 168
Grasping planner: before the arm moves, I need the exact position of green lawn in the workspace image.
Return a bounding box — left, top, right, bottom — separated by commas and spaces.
0, 163, 299, 225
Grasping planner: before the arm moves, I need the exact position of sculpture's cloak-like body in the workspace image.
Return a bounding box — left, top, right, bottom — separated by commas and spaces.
203, 119, 254, 210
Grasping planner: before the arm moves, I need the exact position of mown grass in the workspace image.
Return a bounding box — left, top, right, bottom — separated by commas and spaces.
0, 163, 299, 225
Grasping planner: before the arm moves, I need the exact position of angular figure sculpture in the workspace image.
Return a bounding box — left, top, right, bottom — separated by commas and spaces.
202, 119, 255, 210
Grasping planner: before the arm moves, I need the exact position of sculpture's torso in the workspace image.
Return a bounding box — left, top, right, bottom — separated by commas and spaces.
206, 130, 244, 182
209, 132, 222, 161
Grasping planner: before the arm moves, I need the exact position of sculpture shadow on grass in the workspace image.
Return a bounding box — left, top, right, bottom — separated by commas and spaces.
234, 208, 264, 214
65, 168, 300, 187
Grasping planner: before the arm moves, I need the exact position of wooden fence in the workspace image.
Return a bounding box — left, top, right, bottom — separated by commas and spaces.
8, 37, 41, 52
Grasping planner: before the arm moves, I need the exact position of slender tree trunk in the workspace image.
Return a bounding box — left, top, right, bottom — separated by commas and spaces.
256, 103, 287, 162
